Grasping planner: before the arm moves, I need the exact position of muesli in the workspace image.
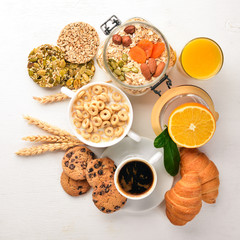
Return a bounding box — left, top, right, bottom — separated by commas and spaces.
106, 23, 175, 86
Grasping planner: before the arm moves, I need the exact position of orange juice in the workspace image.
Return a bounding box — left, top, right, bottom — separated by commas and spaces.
180, 38, 223, 79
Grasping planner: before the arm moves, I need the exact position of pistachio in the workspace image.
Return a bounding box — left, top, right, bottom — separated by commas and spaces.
121, 67, 130, 72
110, 61, 117, 70
114, 69, 122, 76
122, 53, 128, 62
131, 67, 139, 73
119, 75, 125, 81
79, 66, 86, 74
118, 61, 124, 68
82, 73, 89, 81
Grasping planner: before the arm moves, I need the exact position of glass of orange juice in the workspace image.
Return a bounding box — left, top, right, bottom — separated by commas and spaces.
180, 37, 223, 80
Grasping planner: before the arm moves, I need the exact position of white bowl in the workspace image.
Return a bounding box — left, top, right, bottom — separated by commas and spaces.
61, 82, 139, 148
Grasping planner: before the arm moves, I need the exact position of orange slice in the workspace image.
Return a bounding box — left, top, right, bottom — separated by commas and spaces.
168, 103, 216, 148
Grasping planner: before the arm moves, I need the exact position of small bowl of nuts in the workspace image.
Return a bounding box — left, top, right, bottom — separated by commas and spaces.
61, 82, 141, 148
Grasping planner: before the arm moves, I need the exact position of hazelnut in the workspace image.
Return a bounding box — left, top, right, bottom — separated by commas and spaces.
112, 34, 122, 45
122, 36, 132, 47
124, 25, 136, 34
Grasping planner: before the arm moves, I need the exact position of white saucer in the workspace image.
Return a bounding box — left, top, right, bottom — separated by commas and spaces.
101, 136, 174, 213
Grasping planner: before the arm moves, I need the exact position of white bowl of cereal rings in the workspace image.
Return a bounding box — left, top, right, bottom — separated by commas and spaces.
61, 82, 141, 148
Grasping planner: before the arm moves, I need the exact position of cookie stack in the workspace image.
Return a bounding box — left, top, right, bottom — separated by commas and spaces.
60, 146, 127, 213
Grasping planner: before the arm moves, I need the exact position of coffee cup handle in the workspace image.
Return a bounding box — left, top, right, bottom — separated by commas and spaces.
61, 87, 75, 98
127, 130, 141, 142
149, 152, 162, 165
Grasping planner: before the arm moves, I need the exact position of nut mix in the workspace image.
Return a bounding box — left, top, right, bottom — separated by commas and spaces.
57, 22, 100, 64
106, 23, 175, 87
71, 84, 130, 143
27, 44, 95, 89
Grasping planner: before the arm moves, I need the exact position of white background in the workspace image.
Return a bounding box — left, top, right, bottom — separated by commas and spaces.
0, 0, 240, 239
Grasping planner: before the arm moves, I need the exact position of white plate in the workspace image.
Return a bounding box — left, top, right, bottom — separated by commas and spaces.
101, 136, 174, 213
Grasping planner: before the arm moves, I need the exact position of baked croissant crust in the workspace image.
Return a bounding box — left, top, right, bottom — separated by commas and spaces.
180, 148, 220, 204
165, 172, 202, 226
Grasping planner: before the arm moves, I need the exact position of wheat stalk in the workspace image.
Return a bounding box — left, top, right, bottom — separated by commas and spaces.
16, 142, 82, 156
23, 115, 75, 138
22, 135, 82, 144
33, 93, 69, 104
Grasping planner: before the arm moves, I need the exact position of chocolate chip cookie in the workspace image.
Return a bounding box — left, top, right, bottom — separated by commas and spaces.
86, 158, 116, 188
62, 146, 95, 180
60, 172, 91, 196
92, 180, 127, 214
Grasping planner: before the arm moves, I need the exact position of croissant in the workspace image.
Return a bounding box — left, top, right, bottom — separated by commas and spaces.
165, 172, 202, 226
180, 148, 220, 204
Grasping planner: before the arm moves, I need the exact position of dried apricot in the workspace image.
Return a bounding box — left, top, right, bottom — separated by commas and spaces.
129, 46, 146, 63
137, 39, 153, 59
151, 42, 165, 58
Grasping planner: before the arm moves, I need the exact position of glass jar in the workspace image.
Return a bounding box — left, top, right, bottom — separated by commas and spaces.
96, 17, 177, 96
151, 85, 219, 135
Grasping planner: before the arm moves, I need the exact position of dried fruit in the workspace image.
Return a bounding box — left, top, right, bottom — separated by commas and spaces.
112, 34, 122, 45
122, 36, 132, 47
148, 58, 157, 74
151, 42, 165, 58
153, 62, 165, 77
140, 63, 152, 80
129, 46, 146, 63
137, 39, 154, 59
124, 25, 136, 34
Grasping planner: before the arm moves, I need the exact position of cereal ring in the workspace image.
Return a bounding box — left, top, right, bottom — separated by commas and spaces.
75, 99, 84, 106
91, 134, 101, 143
77, 90, 85, 99
76, 110, 83, 119
86, 122, 94, 133
123, 104, 130, 112
88, 105, 99, 116
101, 121, 111, 128
83, 92, 91, 101
110, 114, 119, 126
92, 85, 102, 95
92, 116, 102, 127
96, 94, 107, 103
75, 105, 84, 111
93, 126, 98, 133
90, 100, 98, 106
117, 121, 126, 126
100, 109, 111, 120
114, 127, 124, 137
82, 110, 90, 119
105, 127, 114, 137
105, 106, 113, 114
101, 86, 108, 94
73, 119, 81, 128
84, 102, 91, 111
81, 130, 91, 139
118, 110, 128, 121
96, 101, 105, 111
112, 92, 122, 102
82, 118, 90, 129
111, 103, 121, 111
101, 93, 110, 103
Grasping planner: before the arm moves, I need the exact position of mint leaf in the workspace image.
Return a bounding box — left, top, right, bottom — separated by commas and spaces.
154, 127, 180, 176
154, 128, 168, 148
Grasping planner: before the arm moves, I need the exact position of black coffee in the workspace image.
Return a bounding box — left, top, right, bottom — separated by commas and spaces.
117, 160, 154, 196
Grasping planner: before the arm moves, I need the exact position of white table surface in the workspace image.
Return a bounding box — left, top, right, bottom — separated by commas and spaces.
1, 0, 240, 239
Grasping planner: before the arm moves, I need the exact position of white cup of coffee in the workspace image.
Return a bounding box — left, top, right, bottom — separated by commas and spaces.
114, 152, 162, 200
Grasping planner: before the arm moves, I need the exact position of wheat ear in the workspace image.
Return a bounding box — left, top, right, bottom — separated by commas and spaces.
22, 135, 82, 144
33, 93, 69, 104
16, 142, 82, 156
23, 115, 75, 138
